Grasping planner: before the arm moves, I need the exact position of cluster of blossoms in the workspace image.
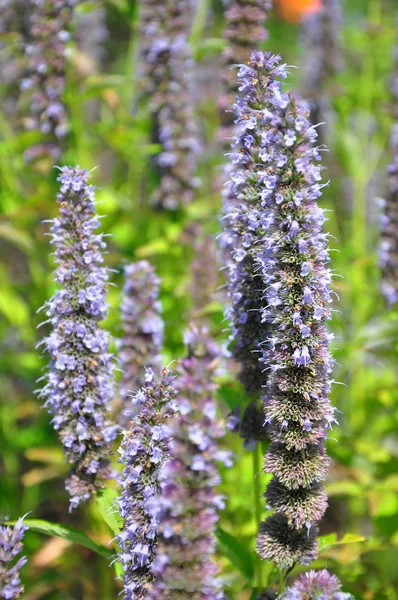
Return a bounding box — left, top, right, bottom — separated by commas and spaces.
219, 2, 273, 448
21, 0, 76, 161
116, 368, 177, 599
225, 51, 337, 567
379, 48, 398, 305
38, 166, 118, 509
148, 327, 230, 599
119, 261, 164, 427
219, 0, 272, 145
301, 0, 342, 126
283, 570, 353, 600
0, 518, 28, 599
139, 0, 200, 210
190, 235, 218, 320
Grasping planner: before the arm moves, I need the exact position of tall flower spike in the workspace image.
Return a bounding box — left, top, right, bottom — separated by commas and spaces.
148, 327, 230, 599
219, 1, 272, 404
116, 368, 177, 600
119, 261, 164, 427
380, 47, 398, 305
39, 166, 118, 509
139, 0, 200, 210
219, 0, 272, 146
227, 52, 337, 567
21, 0, 76, 161
301, 0, 343, 127
283, 569, 353, 599
0, 517, 28, 599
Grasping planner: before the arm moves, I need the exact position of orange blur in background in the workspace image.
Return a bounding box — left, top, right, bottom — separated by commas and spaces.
276, 0, 321, 22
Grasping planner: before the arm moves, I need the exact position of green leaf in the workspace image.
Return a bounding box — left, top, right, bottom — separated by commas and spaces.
5, 519, 113, 560
96, 488, 122, 534
216, 528, 254, 581
319, 532, 366, 554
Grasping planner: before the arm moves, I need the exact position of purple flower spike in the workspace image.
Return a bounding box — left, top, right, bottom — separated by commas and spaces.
219, 0, 272, 146
139, 0, 200, 210
119, 261, 164, 427
227, 51, 337, 567
116, 368, 177, 599
380, 48, 398, 305
283, 569, 353, 599
22, 0, 77, 161
0, 518, 28, 599
148, 327, 229, 599
39, 166, 118, 510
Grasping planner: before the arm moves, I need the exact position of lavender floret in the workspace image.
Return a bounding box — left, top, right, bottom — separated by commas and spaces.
283, 569, 353, 599
22, 0, 76, 160
139, 0, 200, 209
39, 166, 118, 509
116, 368, 177, 599
0, 518, 28, 599
119, 261, 164, 427
227, 52, 337, 567
148, 327, 230, 599
380, 48, 398, 305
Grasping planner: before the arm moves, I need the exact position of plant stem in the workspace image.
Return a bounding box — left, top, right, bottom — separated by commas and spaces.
253, 442, 265, 590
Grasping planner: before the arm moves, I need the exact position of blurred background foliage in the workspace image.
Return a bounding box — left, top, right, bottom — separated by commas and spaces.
0, 0, 398, 598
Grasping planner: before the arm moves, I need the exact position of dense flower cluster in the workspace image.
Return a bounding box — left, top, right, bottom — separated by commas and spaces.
38, 166, 118, 509
219, 0, 272, 144
21, 0, 76, 160
148, 327, 230, 599
0, 518, 28, 599
226, 51, 336, 567
139, 0, 200, 209
301, 0, 342, 125
220, 1, 272, 404
380, 49, 398, 305
119, 261, 164, 427
283, 570, 353, 599
190, 235, 218, 320
117, 368, 177, 600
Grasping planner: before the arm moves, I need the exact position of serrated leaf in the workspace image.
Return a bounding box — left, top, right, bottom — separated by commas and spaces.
319, 532, 366, 554
216, 528, 254, 581
6, 519, 112, 559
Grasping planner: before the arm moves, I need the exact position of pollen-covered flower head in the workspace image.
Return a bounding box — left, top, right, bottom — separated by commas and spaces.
39, 166, 118, 509
283, 569, 353, 600
0, 517, 28, 599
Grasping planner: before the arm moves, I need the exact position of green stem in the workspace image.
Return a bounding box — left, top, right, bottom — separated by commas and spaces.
253, 442, 265, 590
189, 0, 211, 59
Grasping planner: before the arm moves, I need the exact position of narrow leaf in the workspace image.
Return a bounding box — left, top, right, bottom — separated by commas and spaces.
5, 519, 113, 559
216, 528, 254, 581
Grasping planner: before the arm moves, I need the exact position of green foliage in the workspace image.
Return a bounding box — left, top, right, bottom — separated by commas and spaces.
0, 0, 397, 599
